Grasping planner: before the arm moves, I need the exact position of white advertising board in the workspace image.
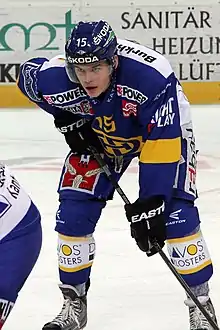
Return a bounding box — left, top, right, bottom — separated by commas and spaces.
1, 5, 220, 82
0, 4, 220, 105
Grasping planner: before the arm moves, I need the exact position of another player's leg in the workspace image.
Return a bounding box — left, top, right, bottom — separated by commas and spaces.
166, 199, 218, 330
0, 203, 42, 328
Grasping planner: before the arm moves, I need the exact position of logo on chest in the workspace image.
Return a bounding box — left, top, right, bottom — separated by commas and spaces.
93, 116, 143, 157
117, 84, 148, 105
56, 100, 94, 116
43, 87, 85, 105
122, 100, 137, 117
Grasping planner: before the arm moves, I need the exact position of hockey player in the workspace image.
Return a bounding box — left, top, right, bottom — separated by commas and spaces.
17, 20, 218, 330
0, 163, 42, 328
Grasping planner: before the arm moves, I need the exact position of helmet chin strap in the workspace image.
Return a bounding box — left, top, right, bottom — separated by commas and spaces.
108, 64, 114, 76
101, 60, 116, 92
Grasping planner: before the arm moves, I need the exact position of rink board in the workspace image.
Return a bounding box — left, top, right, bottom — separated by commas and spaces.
1, 82, 220, 108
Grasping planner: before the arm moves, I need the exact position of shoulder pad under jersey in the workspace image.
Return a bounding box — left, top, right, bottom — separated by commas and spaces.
117, 39, 173, 79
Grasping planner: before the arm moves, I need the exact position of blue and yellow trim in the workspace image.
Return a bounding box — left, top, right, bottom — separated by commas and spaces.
59, 261, 93, 273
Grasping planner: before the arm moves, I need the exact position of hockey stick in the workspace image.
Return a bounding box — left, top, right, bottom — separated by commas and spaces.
89, 146, 219, 330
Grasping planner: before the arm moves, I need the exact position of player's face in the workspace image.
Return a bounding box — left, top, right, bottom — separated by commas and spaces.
74, 58, 117, 97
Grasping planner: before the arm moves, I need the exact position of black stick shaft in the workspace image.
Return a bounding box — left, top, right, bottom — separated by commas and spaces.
90, 148, 219, 330
155, 243, 219, 330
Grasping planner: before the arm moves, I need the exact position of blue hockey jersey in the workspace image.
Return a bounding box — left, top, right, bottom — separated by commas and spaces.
17, 39, 197, 203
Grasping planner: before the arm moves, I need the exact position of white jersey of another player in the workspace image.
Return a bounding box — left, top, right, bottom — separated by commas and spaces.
0, 163, 31, 240
0, 163, 42, 329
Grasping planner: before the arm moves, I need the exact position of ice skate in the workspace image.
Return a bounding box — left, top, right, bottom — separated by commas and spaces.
185, 296, 218, 330
42, 284, 87, 330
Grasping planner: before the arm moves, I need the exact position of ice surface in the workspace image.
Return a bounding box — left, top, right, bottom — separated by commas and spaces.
0, 106, 219, 330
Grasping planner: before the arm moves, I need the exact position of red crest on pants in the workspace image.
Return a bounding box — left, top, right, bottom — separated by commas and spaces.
60, 154, 102, 194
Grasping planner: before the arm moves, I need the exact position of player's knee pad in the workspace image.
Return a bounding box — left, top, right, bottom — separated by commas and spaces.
55, 199, 106, 236
166, 199, 200, 239
58, 233, 95, 274
0, 298, 14, 329
166, 227, 213, 286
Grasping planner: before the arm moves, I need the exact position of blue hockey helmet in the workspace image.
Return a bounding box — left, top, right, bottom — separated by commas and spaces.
65, 20, 117, 82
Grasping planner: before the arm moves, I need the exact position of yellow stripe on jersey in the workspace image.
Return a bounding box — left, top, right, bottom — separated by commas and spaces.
140, 137, 181, 164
